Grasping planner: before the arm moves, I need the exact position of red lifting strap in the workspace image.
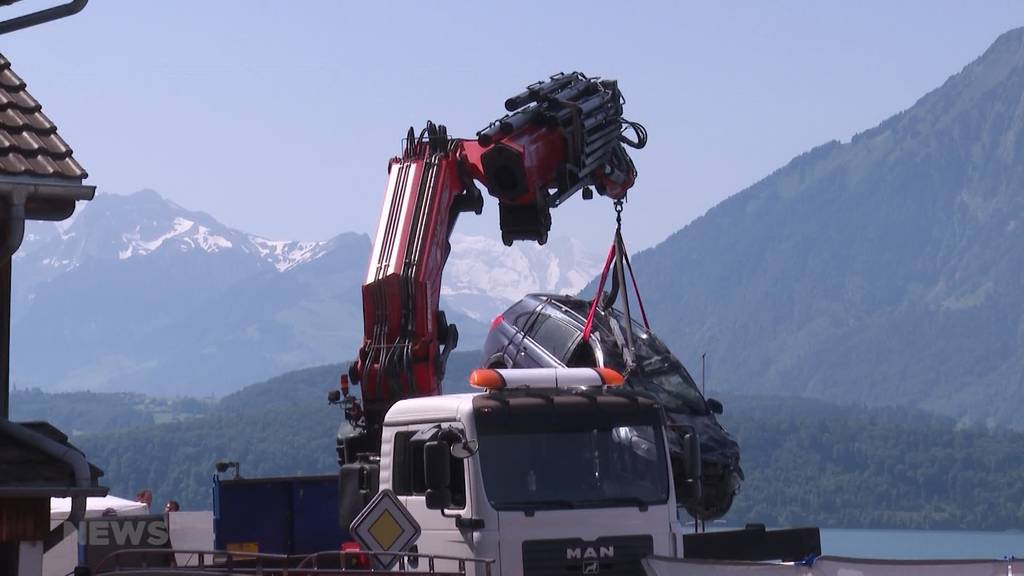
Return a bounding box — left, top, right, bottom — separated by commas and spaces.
623, 247, 650, 330
583, 200, 651, 343
582, 242, 616, 343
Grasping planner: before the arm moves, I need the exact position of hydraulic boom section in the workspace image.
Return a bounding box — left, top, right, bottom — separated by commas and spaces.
341, 72, 646, 459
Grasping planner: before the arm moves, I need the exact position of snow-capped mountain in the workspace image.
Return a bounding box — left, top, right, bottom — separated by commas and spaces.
11, 191, 375, 396
442, 233, 603, 320
10, 190, 597, 396
16, 190, 332, 282
249, 237, 332, 272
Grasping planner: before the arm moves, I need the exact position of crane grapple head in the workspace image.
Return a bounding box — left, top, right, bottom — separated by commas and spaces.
471, 72, 646, 245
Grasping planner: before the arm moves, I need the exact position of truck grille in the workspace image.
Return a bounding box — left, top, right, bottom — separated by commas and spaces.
522, 535, 653, 576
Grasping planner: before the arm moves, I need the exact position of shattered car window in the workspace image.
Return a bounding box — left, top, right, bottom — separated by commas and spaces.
632, 367, 707, 414
607, 314, 707, 414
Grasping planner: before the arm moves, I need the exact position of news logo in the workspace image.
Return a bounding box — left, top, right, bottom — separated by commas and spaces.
68, 517, 170, 547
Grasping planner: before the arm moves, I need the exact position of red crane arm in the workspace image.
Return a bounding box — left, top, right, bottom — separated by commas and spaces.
343, 73, 646, 448
355, 126, 474, 418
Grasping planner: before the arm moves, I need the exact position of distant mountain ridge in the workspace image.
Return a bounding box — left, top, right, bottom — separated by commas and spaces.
11, 191, 598, 396
625, 28, 1024, 428
12, 190, 373, 396
15, 189, 332, 284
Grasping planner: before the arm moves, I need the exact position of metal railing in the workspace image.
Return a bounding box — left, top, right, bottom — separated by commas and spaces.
94, 548, 495, 576
298, 550, 493, 575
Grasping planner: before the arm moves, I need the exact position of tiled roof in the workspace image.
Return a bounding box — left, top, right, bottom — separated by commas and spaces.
0, 53, 87, 181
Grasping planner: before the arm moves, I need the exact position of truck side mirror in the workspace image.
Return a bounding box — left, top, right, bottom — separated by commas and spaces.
424, 440, 452, 510
666, 423, 704, 507
706, 398, 724, 415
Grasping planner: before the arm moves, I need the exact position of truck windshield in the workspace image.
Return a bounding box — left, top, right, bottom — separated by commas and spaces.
477, 424, 669, 510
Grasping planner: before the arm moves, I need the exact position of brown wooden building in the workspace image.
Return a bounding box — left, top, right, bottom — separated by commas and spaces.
0, 51, 102, 575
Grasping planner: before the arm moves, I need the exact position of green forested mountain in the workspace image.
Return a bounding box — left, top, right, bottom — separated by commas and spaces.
72, 353, 482, 509
10, 388, 211, 435
68, 358, 1024, 530
623, 28, 1024, 428
74, 365, 344, 511
721, 394, 1024, 530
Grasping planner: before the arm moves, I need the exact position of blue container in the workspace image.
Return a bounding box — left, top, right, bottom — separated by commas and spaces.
213, 474, 347, 555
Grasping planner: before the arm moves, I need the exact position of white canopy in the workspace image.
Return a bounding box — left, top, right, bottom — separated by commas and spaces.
50, 494, 149, 521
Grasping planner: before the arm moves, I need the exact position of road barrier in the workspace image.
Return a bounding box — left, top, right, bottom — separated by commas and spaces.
93, 547, 494, 575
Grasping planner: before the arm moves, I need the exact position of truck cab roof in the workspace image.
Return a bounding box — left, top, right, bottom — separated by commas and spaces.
384, 393, 481, 426
384, 370, 663, 427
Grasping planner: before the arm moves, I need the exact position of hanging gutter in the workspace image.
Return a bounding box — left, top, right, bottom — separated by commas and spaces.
0, 176, 94, 418
0, 176, 96, 258
0, 419, 106, 551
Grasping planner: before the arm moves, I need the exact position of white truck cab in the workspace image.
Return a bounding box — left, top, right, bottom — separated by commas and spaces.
376, 367, 698, 575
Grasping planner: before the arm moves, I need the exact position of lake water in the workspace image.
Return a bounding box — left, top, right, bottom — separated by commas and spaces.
820, 528, 1023, 560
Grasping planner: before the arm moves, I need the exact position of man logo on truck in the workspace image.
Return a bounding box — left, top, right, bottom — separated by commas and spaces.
566, 546, 614, 560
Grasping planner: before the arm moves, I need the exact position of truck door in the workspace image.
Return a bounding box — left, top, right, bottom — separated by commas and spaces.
390, 425, 477, 572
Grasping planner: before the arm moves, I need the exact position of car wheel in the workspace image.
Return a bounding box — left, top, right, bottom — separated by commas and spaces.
485, 353, 510, 369
685, 477, 736, 521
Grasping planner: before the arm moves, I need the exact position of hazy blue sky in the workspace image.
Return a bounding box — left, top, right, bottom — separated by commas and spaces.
4, 1, 1024, 250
